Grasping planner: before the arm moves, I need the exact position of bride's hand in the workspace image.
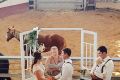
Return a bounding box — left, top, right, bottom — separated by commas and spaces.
47, 77, 52, 80
47, 76, 55, 80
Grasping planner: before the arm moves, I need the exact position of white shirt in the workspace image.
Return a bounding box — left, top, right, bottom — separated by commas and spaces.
91, 56, 114, 80
55, 58, 73, 80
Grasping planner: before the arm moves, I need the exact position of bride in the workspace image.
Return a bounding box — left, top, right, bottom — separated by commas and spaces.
27, 44, 53, 80
29, 51, 54, 80
30, 51, 47, 80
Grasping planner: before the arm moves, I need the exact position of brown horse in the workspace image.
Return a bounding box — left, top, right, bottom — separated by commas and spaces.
6, 27, 66, 54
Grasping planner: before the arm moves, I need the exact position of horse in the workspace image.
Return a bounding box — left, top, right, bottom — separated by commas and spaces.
0, 53, 11, 80
6, 27, 66, 54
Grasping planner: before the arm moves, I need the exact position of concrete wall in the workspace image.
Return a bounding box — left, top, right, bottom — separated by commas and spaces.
0, 0, 28, 8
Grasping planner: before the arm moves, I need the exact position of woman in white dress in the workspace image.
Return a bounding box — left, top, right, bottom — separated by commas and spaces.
31, 51, 47, 80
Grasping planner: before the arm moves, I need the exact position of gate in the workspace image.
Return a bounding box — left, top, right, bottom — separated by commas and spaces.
29, 0, 96, 10
20, 27, 39, 80
20, 28, 97, 80
0, 28, 97, 80
39, 28, 97, 70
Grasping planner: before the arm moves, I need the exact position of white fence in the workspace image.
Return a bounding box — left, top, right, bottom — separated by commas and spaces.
20, 27, 39, 80
0, 56, 120, 79
0, 28, 97, 80
39, 28, 97, 70
29, 0, 96, 10
96, 0, 120, 2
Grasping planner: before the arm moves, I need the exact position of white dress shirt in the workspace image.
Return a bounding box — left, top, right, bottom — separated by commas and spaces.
91, 56, 114, 80
55, 58, 73, 80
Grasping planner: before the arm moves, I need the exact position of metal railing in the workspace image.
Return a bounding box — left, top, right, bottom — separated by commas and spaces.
0, 56, 120, 78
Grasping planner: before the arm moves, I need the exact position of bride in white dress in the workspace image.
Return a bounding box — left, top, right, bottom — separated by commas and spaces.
27, 44, 53, 80
30, 51, 47, 80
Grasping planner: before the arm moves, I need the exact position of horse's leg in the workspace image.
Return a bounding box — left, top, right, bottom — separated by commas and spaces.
24, 45, 27, 69
25, 50, 27, 69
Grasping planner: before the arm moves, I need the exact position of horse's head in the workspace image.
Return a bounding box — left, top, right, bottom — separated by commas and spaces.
6, 26, 15, 42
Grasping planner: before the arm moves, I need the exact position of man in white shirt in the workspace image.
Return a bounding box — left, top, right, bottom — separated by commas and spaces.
90, 46, 114, 80
52, 48, 73, 80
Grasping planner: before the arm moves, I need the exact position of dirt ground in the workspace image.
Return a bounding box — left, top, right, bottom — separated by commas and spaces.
0, 2, 120, 79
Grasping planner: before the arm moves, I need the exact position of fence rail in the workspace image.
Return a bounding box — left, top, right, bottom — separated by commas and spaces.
0, 56, 120, 78
0, 56, 120, 61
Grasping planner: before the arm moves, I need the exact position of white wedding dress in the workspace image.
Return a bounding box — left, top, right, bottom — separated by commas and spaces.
27, 63, 45, 80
